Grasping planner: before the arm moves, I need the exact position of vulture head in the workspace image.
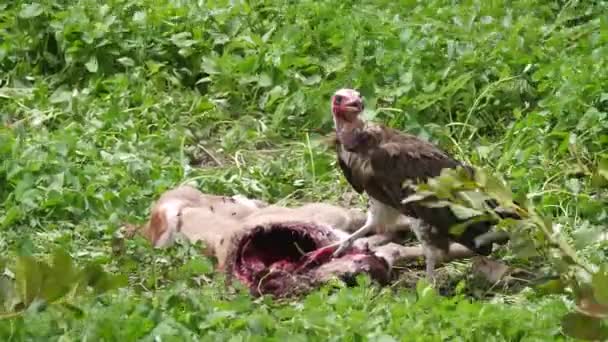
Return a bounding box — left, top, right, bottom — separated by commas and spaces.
331, 88, 364, 122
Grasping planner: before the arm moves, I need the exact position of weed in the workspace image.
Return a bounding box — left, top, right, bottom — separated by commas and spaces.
0, 0, 607, 340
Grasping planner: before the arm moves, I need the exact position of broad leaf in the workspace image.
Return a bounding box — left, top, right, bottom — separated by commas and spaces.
592, 266, 608, 306
19, 3, 43, 18
14, 256, 43, 308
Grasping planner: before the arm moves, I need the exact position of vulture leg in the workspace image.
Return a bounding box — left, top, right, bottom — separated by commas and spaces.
422, 242, 447, 284
353, 233, 395, 250
410, 220, 450, 283
331, 210, 377, 257
331, 199, 401, 257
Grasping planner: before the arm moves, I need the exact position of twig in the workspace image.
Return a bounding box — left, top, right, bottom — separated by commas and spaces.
256, 269, 296, 297
293, 241, 306, 256
375, 107, 405, 113
516, 203, 595, 276
526, 189, 593, 200
0, 310, 25, 320
197, 144, 223, 166
274, 189, 304, 206
305, 132, 316, 187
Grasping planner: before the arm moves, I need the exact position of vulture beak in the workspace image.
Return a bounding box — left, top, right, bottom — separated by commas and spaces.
332, 89, 364, 121
339, 95, 363, 113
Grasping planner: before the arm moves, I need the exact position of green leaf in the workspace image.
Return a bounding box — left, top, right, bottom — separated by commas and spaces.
565, 178, 581, 194
49, 87, 72, 104
598, 158, 608, 181
85, 56, 99, 73
375, 335, 397, 342
0, 276, 19, 312
257, 73, 272, 87
179, 258, 213, 276
415, 278, 438, 307
572, 225, 603, 250
117, 57, 135, 67
14, 256, 43, 307
401, 192, 432, 204
448, 214, 494, 236
448, 203, 483, 220
534, 278, 566, 296
19, 3, 43, 18
81, 264, 128, 295
40, 249, 76, 303
511, 234, 538, 259
591, 173, 608, 188
483, 172, 513, 204
301, 74, 321, 86
132, 11, 146, 23
592, 266, 608, 306
201, 57, 219, 74
60, 303, 84, 318
170, 32, 196, 48
1, 207, 22, 228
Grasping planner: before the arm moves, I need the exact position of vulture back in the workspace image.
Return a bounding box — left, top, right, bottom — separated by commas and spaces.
336, 124, 515, 254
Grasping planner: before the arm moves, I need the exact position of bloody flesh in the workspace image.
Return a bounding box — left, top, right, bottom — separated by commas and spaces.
231, 223, 385, 297
239, 227, 318, 275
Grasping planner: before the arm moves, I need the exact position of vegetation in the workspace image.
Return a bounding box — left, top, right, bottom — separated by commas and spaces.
1, 0, 607, 340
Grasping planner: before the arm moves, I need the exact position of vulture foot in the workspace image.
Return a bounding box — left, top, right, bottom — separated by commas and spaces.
422, 243, 449, 285
332, 224, 379, 257
305, 238, 354, 260
409, 220, 449, 285
333, 237, 357, 257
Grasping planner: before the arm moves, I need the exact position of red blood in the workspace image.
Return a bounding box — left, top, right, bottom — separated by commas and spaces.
269, 259, 297, 273
308, 245, 337, 262
293, 245, 339, 272
232, 225, 382, 298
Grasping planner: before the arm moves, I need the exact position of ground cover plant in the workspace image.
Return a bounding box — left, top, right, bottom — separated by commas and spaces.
0, 0, 607, 340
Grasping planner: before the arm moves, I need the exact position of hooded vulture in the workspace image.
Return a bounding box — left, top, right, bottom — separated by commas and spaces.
325, 88, 516, 281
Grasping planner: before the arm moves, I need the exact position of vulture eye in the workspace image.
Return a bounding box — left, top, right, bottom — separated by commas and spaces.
334, 95, 342, 104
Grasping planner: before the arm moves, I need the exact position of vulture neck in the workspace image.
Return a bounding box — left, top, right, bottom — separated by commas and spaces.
334, 116, 372, 152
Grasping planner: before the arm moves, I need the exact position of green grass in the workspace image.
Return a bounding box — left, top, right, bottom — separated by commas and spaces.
0, 0, 607, 340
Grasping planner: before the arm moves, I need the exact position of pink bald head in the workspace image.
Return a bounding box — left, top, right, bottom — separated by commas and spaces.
331, 88, 364, 122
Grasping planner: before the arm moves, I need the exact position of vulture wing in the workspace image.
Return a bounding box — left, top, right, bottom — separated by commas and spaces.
336, 144, 368, 194
337, 124, 498, 254
369, 129, 466, 208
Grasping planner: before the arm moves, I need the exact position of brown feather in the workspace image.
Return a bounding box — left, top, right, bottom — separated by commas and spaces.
336, 122, 507, 254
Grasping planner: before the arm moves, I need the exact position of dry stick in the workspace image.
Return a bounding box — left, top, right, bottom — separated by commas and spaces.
293, 241, 306, 256
256, 269, 297, 297
0, 311, 24, 320
305, 132, 317, 187
197, 143, 223, 166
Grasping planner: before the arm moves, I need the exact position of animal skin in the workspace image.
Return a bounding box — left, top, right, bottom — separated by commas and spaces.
126, 185, 478, 297
126, 186, 391, 296
132, 185, 266, 248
